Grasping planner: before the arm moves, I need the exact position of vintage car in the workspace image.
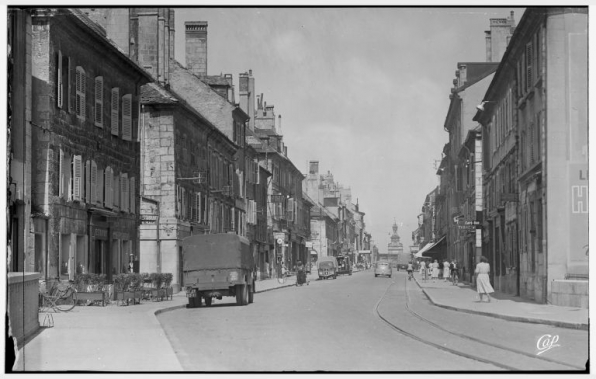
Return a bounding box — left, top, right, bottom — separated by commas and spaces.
374, 260, 392, 278
336, 255, 353, 276
317, 256, 338, 280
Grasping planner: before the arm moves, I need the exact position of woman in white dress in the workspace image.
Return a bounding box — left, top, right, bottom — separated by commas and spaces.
443, 260, 450, 282
419, 260, 427, 282
431, 260, 440, 282
475, 256, 495, 302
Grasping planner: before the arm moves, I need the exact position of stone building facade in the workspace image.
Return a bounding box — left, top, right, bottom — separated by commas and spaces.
475, 7, 588, 306
29, 8, 151, 281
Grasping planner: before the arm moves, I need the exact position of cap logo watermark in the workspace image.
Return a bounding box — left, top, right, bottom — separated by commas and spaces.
536, 334, 560, 355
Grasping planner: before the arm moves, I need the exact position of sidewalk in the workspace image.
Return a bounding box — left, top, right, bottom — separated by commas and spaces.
413, 272, 589, 330
12, 272, 319, 372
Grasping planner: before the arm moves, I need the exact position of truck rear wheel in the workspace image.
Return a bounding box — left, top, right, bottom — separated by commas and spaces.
236, 284, 248, 306
248, 285, 254, 303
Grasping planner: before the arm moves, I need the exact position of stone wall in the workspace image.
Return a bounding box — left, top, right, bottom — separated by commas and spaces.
549, 280, 588, 308
7, 272, 41, 349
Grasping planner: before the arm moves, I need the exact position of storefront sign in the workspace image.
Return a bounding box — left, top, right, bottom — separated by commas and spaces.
113, 232, 130, 240
140, 214, 158, 224
475, 137, 483, 211
569, 163, 588, 265
93, 227, 108, 240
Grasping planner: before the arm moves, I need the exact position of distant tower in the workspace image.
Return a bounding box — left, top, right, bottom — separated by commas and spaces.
387, 220, 404, 266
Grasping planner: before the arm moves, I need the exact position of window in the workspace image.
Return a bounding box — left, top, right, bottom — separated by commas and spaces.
122, 94, 132, 141
525, 42, 533, 92
59, 149, 71, 200
90, 160, 97, 204
97, 168, 104, 207
113, 173, 120, 211
67, 57, 73, 112
104, 167, 113, 208
121, 173, 129, 213
57, 51, 63, 108
72, 155, 83, 201
94, 76, 103, 127
129, 177, 135, 214
75, 67, 86, 119
111, 88, 119, 136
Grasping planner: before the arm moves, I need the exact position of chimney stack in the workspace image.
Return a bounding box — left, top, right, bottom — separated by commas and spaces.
185, 21, 208, 77
239, 70, 255, 130
484, 11, 516, 62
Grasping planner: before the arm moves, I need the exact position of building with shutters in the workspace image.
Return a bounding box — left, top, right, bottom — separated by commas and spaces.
246, 94, 310, 273
26, 8, 151, 281
82, 8, 248, 291
474, 7, 588, 307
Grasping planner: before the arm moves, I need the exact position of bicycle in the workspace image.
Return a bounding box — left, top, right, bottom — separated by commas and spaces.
39, 278, 77, 312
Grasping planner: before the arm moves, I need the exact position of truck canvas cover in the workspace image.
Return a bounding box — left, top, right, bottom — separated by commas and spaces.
182, 234, 253, 271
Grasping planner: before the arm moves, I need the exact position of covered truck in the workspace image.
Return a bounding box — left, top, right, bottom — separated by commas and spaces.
182, 233, 255, 307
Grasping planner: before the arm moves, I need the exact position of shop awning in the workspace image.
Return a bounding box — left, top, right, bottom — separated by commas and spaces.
414, 236, 446, 258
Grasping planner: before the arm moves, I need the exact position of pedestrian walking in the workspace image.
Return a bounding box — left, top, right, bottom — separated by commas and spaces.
431, 259, 440, 282
475, 256, 495, 302
451, 260, 459, 285
419, 260, 427, 282
443, 260, 450, 282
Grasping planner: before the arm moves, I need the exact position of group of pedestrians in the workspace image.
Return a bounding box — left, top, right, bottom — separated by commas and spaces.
416, 256, 495, 303
418, 259, 459, 283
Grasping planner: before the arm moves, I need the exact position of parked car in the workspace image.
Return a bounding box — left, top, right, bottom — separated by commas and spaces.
374, 261, 392, 278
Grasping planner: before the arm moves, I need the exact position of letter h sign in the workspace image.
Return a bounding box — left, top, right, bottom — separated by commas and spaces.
572, 185, 588, 213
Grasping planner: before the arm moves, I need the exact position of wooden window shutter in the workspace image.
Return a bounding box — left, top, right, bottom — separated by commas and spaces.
122, 94, 132, 141
129, 177, 135, 214
91, 161, 97, 205
120, 173, 128, 213
113, 173, 120, 210
97, 168, 104, 207
67, 57, 73, 112
94, 76, 103, 127
111, 88, 119, 136
75, 67, 86, 119
72, 155, 82, 201
59, 149, 64, 197
525, 42, 533, 92
105, 167, 113, 208
57, 50, 63, 108
85, 160, 91, 203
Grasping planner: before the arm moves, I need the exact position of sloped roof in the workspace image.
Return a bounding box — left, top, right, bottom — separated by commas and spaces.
455, 62, 499, 92
141, 82, 178, 104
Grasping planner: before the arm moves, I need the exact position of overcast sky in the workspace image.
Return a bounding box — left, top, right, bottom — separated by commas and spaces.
173, 7, 526, 251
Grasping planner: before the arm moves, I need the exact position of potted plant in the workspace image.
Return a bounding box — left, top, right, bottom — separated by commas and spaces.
149, 273, 164, 301
75, 273, 107, 306
114, 273, 135, 306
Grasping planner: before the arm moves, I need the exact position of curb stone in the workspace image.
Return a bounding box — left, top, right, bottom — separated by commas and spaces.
413, 276, 588, 331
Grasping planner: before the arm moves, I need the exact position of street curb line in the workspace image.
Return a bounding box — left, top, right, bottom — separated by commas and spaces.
413, 276, 588, 331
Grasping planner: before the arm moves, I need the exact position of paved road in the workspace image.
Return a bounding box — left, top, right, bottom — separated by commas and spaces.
158, 271, 588, 372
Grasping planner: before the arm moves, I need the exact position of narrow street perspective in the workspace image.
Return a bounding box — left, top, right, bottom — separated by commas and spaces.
6, 5, 589, 374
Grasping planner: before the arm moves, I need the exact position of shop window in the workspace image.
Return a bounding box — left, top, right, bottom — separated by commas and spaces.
60, 234, 71, 280
111, 239, 121, 275
76, 235, 86, 275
